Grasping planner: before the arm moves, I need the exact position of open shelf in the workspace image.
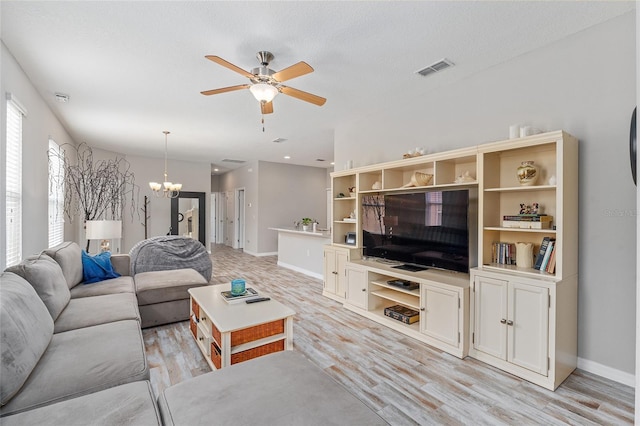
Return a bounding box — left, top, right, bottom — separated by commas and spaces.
370, 288, 420, 310
370, 308, 421, 332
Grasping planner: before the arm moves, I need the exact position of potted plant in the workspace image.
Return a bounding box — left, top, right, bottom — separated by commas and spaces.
301, 218, 313, 231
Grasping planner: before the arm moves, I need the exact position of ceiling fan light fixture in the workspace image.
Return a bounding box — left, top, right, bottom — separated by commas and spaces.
250, 83, 278, 103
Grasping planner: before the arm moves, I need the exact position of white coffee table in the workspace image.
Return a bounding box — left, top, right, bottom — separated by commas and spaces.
188, 284, 295, 370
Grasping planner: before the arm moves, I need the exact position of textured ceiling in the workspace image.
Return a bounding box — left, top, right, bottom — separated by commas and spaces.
1, 1, 634, 174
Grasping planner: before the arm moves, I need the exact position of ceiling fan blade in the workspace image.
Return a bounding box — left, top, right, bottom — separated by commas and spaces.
200, 84, 250, 96
205, 55, 254, 79
280, 86, 326, 106
272, 61, 314, 82
261, 101, 274, 115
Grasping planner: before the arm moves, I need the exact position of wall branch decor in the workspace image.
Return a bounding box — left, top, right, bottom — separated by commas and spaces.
48, 142, 139, 224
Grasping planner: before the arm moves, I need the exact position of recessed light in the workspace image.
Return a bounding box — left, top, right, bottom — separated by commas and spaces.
272, 138, 287, 143
213, 168, 219, 172
284, 155, 291, 159
330, 162, 335, 165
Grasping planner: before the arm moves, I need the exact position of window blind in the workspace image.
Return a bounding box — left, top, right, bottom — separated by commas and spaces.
48, 139, 64, 247
6, 97, 24, 267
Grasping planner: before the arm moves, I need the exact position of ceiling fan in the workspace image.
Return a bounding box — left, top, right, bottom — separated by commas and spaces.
200, 51, 326, 115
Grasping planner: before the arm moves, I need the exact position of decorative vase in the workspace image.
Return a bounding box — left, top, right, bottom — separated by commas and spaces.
302, 225, 309, 231
516, 242, 534, 268
516, 161, 538, 186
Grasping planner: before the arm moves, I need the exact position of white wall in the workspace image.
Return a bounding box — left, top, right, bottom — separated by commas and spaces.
257, 161, 328, 254
219, 161, 328, 255
1, 42, 76, 267
335, 12, 637, 377
121, 154, 212, 253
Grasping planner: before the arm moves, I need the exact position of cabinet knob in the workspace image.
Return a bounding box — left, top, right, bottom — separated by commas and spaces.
420, 307, 425, 311
507, 320, 514, 326
500, 319, 507, 324
362, 288, 366, 292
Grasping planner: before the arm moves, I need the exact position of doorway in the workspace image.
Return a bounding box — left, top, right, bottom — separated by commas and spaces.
235, 188, 245, 249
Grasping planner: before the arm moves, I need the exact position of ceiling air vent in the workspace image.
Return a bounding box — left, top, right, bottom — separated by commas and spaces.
222, 159, 246, 164
315, 159, 325, 162
416, 58, 454, 77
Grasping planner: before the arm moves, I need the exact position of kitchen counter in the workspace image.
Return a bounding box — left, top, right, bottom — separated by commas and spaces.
269, 227, 331, 279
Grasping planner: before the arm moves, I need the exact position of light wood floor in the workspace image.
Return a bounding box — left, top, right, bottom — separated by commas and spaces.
143, 245, 634, 425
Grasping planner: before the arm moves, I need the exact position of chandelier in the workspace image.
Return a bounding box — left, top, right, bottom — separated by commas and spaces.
149, 131, 182, 198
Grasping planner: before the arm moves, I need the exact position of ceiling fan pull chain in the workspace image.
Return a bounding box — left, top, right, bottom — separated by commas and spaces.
261, 113, 265, 132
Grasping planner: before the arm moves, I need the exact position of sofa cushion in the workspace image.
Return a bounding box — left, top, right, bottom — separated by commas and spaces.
157, 351, 387, 426
110, 254, 131, 276
69, 276, 135, 299
5, 254, 70, 321
0, 319, 149, 416
0, 272, 54, 407
0, 381, 161, 426
42, 241, 84, 289
135, 268, 208, 306
54, 293, 141, 333
81, 250, 120, 284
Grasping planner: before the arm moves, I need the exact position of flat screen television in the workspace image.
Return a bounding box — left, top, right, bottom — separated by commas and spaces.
361, 189, 477, 273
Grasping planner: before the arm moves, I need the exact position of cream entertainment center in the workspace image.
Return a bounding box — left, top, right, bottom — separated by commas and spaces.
324, 130, 578, 390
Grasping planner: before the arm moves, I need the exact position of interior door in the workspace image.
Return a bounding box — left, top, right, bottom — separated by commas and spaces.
216, 192, 225, 244
507, 281, 549, 375
225, 191, 234, 247
210, 193, 217, 247
235, 188, 245, 249
473, 275, 508, 360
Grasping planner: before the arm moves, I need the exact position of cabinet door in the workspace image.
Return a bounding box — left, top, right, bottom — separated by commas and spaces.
335, 250, 349, 299
508, 281, 549, 375
421, 285, 459, 347
346, 266, 367, 309
473, 275, 508, 359
323, 248, 337, 295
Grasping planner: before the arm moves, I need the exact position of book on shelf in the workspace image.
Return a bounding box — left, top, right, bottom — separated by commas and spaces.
220, 287, 260, 304
540, 241, 554, 271
502, 220, 551, 229
546, 245, 557, 273
534, 237, 555, 270
383, 305, 419, 324
502, 215, 552, 222
492, 242, 516, 265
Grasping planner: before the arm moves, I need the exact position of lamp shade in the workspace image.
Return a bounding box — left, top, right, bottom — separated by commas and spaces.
86, 220, 122, 240
249, 83, 278, 103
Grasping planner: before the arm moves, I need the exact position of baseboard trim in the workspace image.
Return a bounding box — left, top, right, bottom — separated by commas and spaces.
242, 249, 278, 257
577, 357, 635, 387
277, 261, 323, 280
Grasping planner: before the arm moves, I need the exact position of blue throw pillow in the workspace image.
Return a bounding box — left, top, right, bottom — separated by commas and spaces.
81, 250, 120, 284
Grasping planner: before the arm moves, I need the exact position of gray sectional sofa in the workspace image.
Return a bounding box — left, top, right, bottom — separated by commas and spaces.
1, 240, 387, 425
0, 240, 207, 421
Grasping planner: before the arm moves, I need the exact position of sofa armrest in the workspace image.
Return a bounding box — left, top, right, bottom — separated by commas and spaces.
111, 254, 131, 276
